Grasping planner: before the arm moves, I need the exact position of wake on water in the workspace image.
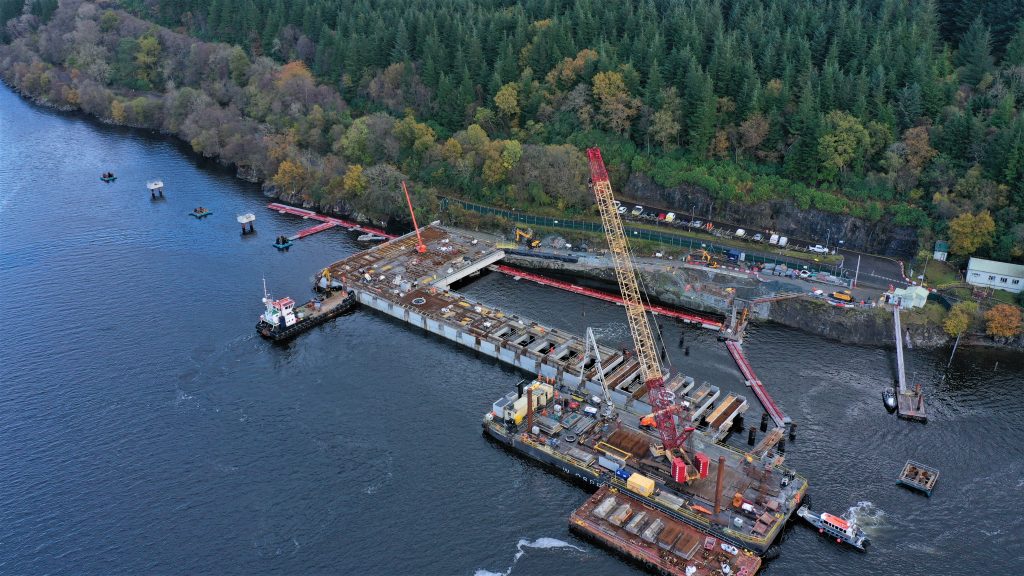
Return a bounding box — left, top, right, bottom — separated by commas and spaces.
846, 501, 886, 533
474, 538, 584, 576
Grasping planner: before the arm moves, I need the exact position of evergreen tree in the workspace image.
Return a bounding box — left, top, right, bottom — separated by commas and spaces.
1005, 20, 1024, 66
784, 82, 821, 181
956, 16, 994, 85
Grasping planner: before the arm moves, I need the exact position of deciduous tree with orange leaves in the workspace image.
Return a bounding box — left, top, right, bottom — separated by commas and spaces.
984, 304, 1022, 338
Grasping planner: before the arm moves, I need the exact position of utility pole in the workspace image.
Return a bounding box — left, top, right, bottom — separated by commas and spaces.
852, 254, 861, 288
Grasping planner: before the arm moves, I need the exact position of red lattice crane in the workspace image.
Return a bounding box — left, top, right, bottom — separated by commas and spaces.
586, 147, 703, 483
402, 180, 427, 253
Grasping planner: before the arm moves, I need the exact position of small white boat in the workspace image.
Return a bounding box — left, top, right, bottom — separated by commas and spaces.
357, 233, 387, 242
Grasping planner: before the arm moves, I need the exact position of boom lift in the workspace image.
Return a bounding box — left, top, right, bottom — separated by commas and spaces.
586, 147, 706, 484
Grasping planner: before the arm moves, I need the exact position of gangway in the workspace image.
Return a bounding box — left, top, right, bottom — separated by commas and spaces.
268, 203, 394, 242
725, 340, 788, 427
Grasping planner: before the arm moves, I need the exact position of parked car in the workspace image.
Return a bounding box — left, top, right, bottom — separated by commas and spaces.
617, 205, 627, 214
690, 219, 704, 228
665, 212, 676, 223
778, 236, 789, 247
752, 233, 763, 242
657, 213, 667, 220
808, 244, 829, 254
799, 269, 811, 278
768, 234, 780, 245
631, 206, 644, 216
734, 228, 746, 238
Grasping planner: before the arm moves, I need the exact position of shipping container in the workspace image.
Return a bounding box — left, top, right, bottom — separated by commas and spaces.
624, 511, 648, 534
641, 518, 665, 543
627, 473, 656, 497
655, 491, 686, 510
593, 496, 618, 519
608, 504, 632, 526
567, 447, 596, 466
598, 455, 623, 472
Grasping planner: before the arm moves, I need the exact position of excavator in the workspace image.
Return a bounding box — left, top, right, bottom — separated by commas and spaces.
515, 227, 541, 248
587, 147, 709, 485
689, 249, 720, 268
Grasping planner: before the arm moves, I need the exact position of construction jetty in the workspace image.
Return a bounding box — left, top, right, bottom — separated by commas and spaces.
892, 307, 927, 422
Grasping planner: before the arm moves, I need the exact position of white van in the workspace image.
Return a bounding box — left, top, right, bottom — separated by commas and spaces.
768, 234, 780, 245
734, 228, 746, 238
778, 236, 789, 247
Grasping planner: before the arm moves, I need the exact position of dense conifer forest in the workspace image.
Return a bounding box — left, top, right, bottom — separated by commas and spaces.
2, 0, 1023, 260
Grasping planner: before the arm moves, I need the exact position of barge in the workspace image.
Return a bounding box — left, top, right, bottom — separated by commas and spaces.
483, 380, 807, 556
256, 282, 355, 342
571, 486, 761, 576
897, 460, 938, 496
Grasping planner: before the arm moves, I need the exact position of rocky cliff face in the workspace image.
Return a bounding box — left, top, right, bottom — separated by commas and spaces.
766, 297, 949, 348
623, 173, 919, 257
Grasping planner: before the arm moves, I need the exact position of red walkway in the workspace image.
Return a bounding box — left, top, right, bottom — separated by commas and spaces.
495, 264, 724, 330
725, 340, 788, 427
268, 203, 395, 241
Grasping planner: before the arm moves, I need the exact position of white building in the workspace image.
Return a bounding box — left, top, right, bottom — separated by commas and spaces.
966, 257, 1024, 294
890, 285, 929, 309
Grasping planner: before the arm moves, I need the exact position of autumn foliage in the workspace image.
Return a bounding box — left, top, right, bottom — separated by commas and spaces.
984, 304, 1022, 338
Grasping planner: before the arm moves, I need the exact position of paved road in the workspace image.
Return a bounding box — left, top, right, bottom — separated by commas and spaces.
836, 248, 909, 289
617, 200, 914, 290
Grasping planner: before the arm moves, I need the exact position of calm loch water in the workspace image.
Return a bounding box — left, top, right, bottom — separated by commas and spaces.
1, 83, 1022, 575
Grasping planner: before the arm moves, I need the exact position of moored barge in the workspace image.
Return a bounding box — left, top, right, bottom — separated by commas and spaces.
484, 380, 807, 557
571, 486, 761, 576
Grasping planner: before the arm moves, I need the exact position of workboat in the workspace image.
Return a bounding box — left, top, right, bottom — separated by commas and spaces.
796, 506, 868, 551
256, 280, 355, 342
357, 232, 387, 242
100, 172, 116, 182
883, 388, 897, 413
190, 207, 212, 219
273, 235, 293, 250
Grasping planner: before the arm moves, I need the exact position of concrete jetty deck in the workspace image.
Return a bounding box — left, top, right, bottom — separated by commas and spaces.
326, 224, 660, 411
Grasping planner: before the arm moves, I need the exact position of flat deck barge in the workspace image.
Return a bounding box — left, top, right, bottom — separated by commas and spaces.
484, 381, 807, 556
571, 486, 761, 576
897, 460, 938, 496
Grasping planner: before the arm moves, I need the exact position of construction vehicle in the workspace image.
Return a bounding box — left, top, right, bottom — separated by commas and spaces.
515, 228, 541, 248
689, 249, 720, 268
587, 147, 706, 484
831, 290, 854, 302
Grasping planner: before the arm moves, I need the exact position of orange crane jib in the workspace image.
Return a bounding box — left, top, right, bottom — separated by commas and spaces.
586, 147, 684, 453
402, 180, 427, 253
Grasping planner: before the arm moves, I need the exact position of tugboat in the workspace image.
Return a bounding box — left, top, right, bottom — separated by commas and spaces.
883, 387, 897, 413
796, 506, 869, 551
190, 206, 213, 219
100, 172, 117, 182
256, 280, 355, 342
